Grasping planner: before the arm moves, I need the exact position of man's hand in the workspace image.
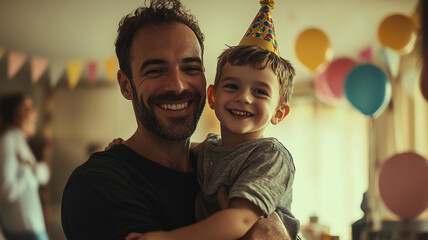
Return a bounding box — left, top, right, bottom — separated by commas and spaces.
241, 211, 292, 240
216, 186, 292, 240
126, 232, 145, 240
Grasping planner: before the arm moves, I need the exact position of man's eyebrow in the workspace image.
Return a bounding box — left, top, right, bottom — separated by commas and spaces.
139, 59, 166, 72
139, 57, 202, 72
182, 57, 202, 65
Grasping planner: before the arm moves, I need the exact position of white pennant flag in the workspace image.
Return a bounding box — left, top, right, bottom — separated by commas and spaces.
49, 60, 65, 88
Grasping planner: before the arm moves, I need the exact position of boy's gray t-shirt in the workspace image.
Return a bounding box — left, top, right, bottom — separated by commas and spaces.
193, 133, 299, 239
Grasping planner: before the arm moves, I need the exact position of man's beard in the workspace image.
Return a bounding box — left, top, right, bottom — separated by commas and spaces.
131, 86, 205, 141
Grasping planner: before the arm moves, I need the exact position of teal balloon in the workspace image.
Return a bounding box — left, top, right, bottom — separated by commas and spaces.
344, 64, 391, 117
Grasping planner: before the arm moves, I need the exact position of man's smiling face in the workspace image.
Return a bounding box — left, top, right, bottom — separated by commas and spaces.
128, 23, 206, 141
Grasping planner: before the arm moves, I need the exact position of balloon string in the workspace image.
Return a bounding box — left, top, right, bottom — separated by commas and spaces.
393, 106, 401, 152
391, 72, 402, 152
368, 117, 381, 231
368, 118, 377, 188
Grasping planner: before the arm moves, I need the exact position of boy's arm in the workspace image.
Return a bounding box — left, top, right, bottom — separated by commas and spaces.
218, 186, 293, 240
172, 198, 262, 240
127, 198, 263, 240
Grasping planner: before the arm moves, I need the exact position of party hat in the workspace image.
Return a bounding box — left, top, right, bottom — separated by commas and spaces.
239, 0, 279, 56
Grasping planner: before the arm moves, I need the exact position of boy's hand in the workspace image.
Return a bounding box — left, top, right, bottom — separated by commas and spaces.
105, 138, 124, 150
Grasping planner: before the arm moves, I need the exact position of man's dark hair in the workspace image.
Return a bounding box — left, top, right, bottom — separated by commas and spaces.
0, 93, 26, 133
115, 0, 205, 81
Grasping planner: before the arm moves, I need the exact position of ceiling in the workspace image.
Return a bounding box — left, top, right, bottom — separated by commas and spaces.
0, 0, 419, 85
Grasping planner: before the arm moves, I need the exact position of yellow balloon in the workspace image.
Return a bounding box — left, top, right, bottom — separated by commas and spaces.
295, 28, 333, 72
378, 14, 417, 54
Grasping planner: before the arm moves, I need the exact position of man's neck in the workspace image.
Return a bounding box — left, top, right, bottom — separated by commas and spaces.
124, 127, 193, 172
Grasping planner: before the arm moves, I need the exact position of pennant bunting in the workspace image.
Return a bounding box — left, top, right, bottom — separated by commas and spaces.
105, 57, 118, 82
0, 47, 5, 61
87, 61, 98, 86
8, 51, 28, 80
49, 60, 65, 88
66, 60, 84, 89
30, 56, 49, 84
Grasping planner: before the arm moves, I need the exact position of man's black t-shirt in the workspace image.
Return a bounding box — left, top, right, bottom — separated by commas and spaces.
61, 144, 199, 240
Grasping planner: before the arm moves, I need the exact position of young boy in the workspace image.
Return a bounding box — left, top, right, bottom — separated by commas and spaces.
126, 44, 299, 240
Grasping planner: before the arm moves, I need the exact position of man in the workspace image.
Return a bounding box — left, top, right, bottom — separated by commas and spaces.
61, 0, 290, 239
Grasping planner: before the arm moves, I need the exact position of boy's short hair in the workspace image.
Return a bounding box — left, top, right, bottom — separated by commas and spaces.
214, 45, 295, 105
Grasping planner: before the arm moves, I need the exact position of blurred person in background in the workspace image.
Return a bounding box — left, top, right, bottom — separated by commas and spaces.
0, 93, 50, 240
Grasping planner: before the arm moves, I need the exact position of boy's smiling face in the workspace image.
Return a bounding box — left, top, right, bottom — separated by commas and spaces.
208, 63, 289, 141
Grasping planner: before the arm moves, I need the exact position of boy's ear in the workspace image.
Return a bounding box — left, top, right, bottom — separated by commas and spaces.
207, 85, 216, 109
271, 104, 290, 125
118, 70, 133, 100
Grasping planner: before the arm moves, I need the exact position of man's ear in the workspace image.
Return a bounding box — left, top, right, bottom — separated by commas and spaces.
207, 85, 216, 109
271, 104, 290, 125
117, 70, 133, 100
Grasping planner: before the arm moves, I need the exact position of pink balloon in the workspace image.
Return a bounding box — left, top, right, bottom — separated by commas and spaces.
325, 57, 357, 98
378, 152, 428, 220
314, 69, 337, 104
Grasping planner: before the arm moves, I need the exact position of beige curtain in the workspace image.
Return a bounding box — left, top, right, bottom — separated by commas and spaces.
269, 99, 369, 239
371, 38, 428, 226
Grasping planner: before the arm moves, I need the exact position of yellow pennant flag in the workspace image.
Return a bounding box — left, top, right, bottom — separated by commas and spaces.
0, 48, 5, 60
105, 57, 118, 82
67, 60, 84, 89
